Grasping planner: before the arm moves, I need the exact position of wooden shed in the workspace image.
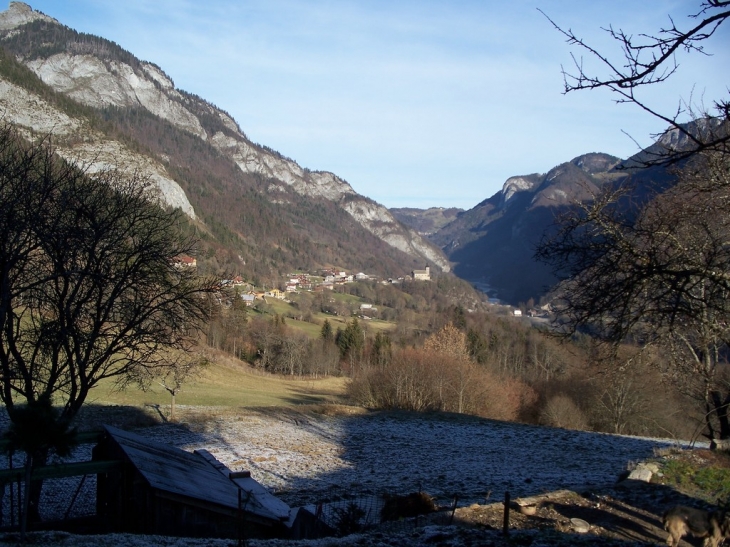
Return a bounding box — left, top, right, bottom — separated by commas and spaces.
92, 425, 291, 539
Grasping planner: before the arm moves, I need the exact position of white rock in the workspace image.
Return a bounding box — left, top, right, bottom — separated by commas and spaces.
26, 54, 207, 140
502, 176, 536, 205
626, 463, 653, 482
0, 78, 195, 218
0, 2, 56, 31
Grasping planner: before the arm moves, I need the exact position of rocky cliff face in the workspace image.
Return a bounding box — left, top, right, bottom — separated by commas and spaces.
0, 59, 196, 217
0, 2, 449, 272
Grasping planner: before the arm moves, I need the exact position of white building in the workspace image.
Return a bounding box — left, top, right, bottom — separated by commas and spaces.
412, 266, 431, 281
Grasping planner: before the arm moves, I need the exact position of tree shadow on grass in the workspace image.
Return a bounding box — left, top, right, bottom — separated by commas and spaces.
278, 387, 344, 407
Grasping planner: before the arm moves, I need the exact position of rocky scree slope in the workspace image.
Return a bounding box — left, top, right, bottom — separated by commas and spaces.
0, 2, 449, 273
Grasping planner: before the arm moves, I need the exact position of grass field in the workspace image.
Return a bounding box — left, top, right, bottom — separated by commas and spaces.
257, 295, 396, 337
89, 353, 348, 411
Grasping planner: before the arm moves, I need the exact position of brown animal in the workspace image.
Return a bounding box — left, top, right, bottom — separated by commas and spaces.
380, 492, 436, 522
663, 505, 730, 547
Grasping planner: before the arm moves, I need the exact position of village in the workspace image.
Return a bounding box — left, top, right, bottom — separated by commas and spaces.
174, 255, 551, 321
228, 266, 432, 302
175, 254, 429, 306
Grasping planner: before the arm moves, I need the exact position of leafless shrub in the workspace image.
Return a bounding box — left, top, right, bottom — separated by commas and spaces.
540, 394, 589, 430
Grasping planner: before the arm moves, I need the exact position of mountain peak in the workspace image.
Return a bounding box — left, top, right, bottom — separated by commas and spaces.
0, 2, 56, 30
501, 175, 540, 206
569, 152, 621, 175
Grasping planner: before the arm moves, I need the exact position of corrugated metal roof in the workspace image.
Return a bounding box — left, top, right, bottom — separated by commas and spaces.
196, 449, 290, 521
102, 425, 292, 523
103, 425, 241, 512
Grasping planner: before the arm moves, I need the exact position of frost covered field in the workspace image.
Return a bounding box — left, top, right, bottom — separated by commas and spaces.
1, 406, 690, 546
142, 407, 679, 507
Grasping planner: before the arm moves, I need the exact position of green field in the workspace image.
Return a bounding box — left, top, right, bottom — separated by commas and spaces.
90, 354, 348, 410
258, 294, 396, 337
82, 290, 391, 416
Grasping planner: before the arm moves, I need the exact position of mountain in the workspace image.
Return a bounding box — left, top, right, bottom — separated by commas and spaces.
430, 117, 730, 305
430, 153, 624, 304
389, 207, 463, 236
0, 2, 449, 282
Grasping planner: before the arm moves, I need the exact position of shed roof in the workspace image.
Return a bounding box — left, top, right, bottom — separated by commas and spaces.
102, 425, 289, 522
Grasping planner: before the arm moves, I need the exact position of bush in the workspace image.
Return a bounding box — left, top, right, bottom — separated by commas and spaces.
540, 395, 589, 430
347, 347, 537, 421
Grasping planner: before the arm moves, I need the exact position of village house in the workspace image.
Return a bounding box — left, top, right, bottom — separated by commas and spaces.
265, 288, 286, 300
92, 426, 329, 540
93, 426, 292, 539
172, 254, 197, 269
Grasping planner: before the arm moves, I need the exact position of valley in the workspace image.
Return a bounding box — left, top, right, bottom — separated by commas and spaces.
0, 2, 728, 545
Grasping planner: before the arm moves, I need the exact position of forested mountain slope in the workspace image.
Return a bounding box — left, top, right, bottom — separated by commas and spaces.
431, 153, 624, 304
0, 2, 449, 283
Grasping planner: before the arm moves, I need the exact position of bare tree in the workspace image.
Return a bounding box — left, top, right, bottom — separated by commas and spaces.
540, 394, 589, 431
275, 331, 310, 376
424, 323, 472, 413
247, 315, 282, 370
155, 350, 209, 422
541, 1, 729, 164
0, 126, 216, 517
537, 149, 730, 441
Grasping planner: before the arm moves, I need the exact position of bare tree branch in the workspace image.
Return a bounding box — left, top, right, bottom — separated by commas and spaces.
539, 2, 730, 165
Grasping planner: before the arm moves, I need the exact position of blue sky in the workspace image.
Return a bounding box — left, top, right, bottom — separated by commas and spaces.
11, 1, 730, 209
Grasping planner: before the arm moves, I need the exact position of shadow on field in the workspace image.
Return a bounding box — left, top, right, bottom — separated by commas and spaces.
231, 407, 695, 511
279, 386, 344, 406
541, 481, 711, 544
57, 404, 711, 543
74, 403, 163, 431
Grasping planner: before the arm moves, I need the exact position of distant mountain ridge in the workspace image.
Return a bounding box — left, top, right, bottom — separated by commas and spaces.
429, 153, 625, 304
389, 207, 463, 236
0, 2, 450, 279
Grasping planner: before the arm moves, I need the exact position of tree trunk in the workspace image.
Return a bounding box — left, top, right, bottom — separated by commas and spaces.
20, 454, 32, 541
27, 448, 48, 523
711, 390, 730, 441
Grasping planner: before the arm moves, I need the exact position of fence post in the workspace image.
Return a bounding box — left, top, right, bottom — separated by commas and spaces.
502, 491, 510, 536
449, 495, 458, 524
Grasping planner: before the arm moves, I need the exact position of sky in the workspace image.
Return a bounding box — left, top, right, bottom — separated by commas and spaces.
8, 1, 730, 209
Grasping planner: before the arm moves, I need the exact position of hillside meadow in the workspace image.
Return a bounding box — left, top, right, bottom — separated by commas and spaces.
259, 293, 397, 336
92, 354, 348, 410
